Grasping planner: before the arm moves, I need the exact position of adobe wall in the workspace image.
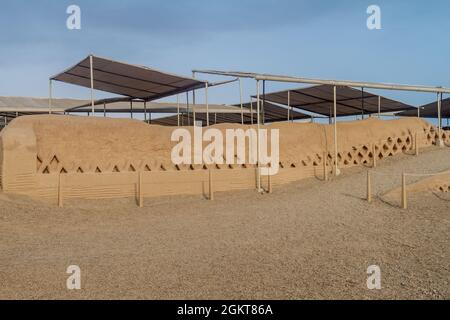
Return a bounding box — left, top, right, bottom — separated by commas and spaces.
0, 115, 448, 203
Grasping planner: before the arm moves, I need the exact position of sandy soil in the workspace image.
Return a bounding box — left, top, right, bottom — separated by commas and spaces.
0, 146, 449, 300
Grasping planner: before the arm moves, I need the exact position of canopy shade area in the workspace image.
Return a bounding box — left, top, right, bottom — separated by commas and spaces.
68, 100, 253, 115
397, 98, 450, 118
0, 95, 252, 116
0, 96, 88, 114
0, 95, 255, 129
152, 113, 250, 126
0, 96, 87, 128
151, 101, 310, 126
254, 84, 415, 117
151, 113, 244, 126
51, 55, 208, 100
235, 101, 313, 123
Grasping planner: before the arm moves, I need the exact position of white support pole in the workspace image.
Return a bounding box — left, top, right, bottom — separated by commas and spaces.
205, 83, 209, 126
256, 80, 262, 192
144, 101, 147, 123
417, 106, 420, 118
250, 97, 254, 125
186, 92, 190, 126
361, 87, 365, 120
262, 80, 266, 125
177, 94, 180, 127
334, 86, 340, 176
438, 93, 443, 147
89, 55, 95, 116
378, 95, 381, 118
192, 72, 196, 105
130, 100, 133, 119
287, 90, 291, 122
192, 91, 196, 126
239, 78, 244, 125
48, 79, 53, 115
438, 93, 442, 129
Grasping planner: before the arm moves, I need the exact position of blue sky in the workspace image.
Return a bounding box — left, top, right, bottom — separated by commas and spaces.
1, 0, 450, 111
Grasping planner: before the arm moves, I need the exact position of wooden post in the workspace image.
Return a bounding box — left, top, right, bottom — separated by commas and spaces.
138, 171, 143, 207
367, 171, 372, 203
209, 169, 214, 200
58, 173, 63, 208
372, 144, 377, 168
402, 173, 407, 209
323, 152, 328, 181
415, 132, 419, 156
268, 173, 272, 194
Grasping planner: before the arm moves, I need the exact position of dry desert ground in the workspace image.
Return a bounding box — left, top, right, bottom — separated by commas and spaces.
0, 146, 449, 300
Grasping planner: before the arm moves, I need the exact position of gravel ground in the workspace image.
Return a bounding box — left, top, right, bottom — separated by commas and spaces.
0, 146, 449, 300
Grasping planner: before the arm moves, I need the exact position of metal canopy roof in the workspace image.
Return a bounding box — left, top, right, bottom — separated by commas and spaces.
151, 113, 247, 126
51, 55, 208, 100
398, 98, 450, 118
257, 84, 415, 117
0, 96, 88, 113
236, 101, 311, 122
193, 69, 450, 94
152, 101, 311, 126
69, 100, 252, 114
0, 96, 252, 116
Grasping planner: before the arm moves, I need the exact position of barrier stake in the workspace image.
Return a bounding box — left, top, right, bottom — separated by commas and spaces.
372, 144, 377, 168
268, 173, 272, 194
138, 171, 143, 208
415, 132, 419, 156
323, 152, 328, 181
58, 173, 63, 208
367, 171, 372, 203
209, 169, 214, 200
402, 173, 407, 209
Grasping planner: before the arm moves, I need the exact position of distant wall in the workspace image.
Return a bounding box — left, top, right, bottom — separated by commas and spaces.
0, 115, 448, 204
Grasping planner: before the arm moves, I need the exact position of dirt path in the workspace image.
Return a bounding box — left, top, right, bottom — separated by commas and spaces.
0, 146, 449, 299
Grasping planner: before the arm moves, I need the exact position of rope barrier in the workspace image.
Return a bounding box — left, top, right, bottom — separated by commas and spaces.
404, 172, 448, 177
366, 169, 449, 209
368, 171, 449, 178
